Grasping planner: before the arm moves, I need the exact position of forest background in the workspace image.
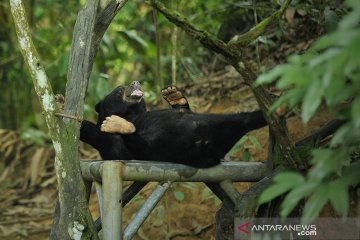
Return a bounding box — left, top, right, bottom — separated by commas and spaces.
0, 0, 359, 239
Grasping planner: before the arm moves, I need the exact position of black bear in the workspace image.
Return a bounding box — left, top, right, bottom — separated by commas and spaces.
80, 82, 188, 161
80, 81, 267, 168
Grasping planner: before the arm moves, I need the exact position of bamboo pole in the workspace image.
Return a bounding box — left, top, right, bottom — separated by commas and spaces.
80, 160, 269, 182
123, 181, 171, 240
102, 161, 123, 240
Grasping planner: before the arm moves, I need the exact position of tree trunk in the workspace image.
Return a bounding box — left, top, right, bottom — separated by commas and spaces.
10, 0, 100, 239
10, 0, 128, 239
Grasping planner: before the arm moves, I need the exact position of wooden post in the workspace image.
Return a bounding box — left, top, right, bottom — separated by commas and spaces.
103, 161, 123, 240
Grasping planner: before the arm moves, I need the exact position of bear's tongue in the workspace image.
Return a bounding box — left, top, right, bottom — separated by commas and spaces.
131, 89, 143, 97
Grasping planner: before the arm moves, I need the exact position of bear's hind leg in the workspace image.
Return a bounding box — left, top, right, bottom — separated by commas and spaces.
162, 86, 190, 111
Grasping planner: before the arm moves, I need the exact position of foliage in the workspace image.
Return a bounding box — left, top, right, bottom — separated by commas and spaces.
3, 0, 299, 139
21, 128, 49, 146
257, 0, 360, 224
174, 191, 185, 202
201, 187, 222, 206
1, 0, 258, 133
227, 135, 262, 161
1, 1, 79, 130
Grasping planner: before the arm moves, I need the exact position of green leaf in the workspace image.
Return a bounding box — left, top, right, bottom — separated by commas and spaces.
277, 65, 312, 89
324, 8, 338, 32
241, 149, 252, 161
255, 64, 291, 86
238, 135, 249, 146
338, 8, 359, 30
21, 128, 48, 145
227, 135, 248, 157
95, 77, 111, 100
342, 161, 360, 186
181, 182, 196, 191
102, 33, 120, 57
174, 191, 185, 202
268, 87, 305, 113
152, 205, 165, 227
201, 188, 213, 202
301, 80, 322, 123
322, 71, 346, 106
351, 96, 360, 128
273, 172, 305, 183
248, 135, 261, 149
258, 172, 305, 205
328, 180, 349, 217
214, 196, 222, 206
309, 149, 346, 181
58, 52, 69, 76
280, 181, 318, 217
309, 48, 340, 67
310, 149, 333, 164
0, 180, 14, 190
331, 124, 351, 146
118, 30, 149, 54
311, 32, 340, 50
301, 184, 329, 225
259, 185, 288, 205
345, 34, 360, 74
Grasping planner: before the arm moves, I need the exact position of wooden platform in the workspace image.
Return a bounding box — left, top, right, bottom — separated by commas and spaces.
80, 160, 270, 240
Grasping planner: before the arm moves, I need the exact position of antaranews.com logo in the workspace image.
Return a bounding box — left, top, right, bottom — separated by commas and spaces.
235, 218, 359, 240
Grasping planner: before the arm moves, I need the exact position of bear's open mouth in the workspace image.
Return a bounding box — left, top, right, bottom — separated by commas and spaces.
126, 81, 144, 100
130, 89, 143, 98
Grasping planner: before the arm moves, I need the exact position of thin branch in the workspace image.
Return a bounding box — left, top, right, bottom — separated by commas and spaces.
92, 0, 128, 59
228, 0, 292, 49
252, 0, 261, 69
94, 0, 128, 41
153, 9, 163, 88
171, 25, 178, 85
296, 119, 345, 147
171, 1, 179, 85
55, 113, 82, 122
